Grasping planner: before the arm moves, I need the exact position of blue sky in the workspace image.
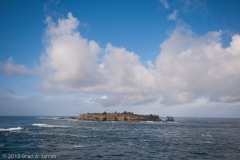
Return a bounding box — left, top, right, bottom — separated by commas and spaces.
0, 0, 240, 117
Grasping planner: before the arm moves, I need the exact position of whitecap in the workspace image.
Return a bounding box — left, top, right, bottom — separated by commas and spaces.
32, 124, 69, 128
32, 124, 48, 127
0, 127, 22, 131
52, 117, 58, 120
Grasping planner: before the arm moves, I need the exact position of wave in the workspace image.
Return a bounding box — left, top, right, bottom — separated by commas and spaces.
59, 118, 78, 122
0, 127, 22, 131
36, 117, 78, 121
32, 124, 69, 128
32, 124, 48, 127
74, 145, 84, 148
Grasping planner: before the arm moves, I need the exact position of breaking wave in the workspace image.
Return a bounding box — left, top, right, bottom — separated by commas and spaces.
0, 127, 22, 131
32, 124, 69, 128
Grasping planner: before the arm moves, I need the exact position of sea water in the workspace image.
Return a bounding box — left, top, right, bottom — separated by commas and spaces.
0, 117, 240, 159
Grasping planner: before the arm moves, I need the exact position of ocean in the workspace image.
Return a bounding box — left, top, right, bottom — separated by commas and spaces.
0, 116, 240, 159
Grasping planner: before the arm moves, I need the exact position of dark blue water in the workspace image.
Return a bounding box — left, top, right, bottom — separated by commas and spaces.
0, 117, 240, 159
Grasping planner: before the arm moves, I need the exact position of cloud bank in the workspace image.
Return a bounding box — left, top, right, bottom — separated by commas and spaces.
1, 13, 240, 108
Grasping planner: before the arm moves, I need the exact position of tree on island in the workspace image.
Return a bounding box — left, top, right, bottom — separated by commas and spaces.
102, 112, 107, 115
147, 114, 160, 121
121, 111, 133, 114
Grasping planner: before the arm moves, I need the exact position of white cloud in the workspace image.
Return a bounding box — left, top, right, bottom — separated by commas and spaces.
156, 25, 240, 105
0, 57, 35, 77
40, 13, 157, 101
38, 11, 160, 103
147, 60, 154, 69
159, 0, 169, 9
41, 12, 103, 91
167, 10, 178, 21
101, 95, 107, 99
98, 43, 157, 95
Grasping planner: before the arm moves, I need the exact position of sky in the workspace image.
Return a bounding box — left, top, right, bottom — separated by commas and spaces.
0, 0, 240, 117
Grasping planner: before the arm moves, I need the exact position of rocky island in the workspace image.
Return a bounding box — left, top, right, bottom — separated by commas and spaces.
78, 110, 161, 122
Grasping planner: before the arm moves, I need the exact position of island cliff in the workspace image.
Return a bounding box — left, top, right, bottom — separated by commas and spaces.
78, 112, 161, 122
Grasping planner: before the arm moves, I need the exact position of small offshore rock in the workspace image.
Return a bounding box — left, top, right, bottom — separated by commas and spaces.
166, 116, 174, 121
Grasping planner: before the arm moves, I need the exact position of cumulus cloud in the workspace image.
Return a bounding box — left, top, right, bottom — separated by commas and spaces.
41, 12, 103, 91
159, 0, 169, 9
0, 57, 35, 77
156, 25, 240, 105
98, 43, 157, 95
40, 14, 157, 100
167, 10, 178, 21
147, 60, 154, 69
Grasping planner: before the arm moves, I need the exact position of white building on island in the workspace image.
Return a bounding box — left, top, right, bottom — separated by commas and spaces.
103, 110, 108, 114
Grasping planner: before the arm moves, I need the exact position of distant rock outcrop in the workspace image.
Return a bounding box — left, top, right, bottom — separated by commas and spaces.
166, 116, 174, 121
78, 113, 161, 122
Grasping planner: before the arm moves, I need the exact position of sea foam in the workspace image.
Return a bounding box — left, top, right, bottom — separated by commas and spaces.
0, 127, 22, 131
32, 124, 69, 128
